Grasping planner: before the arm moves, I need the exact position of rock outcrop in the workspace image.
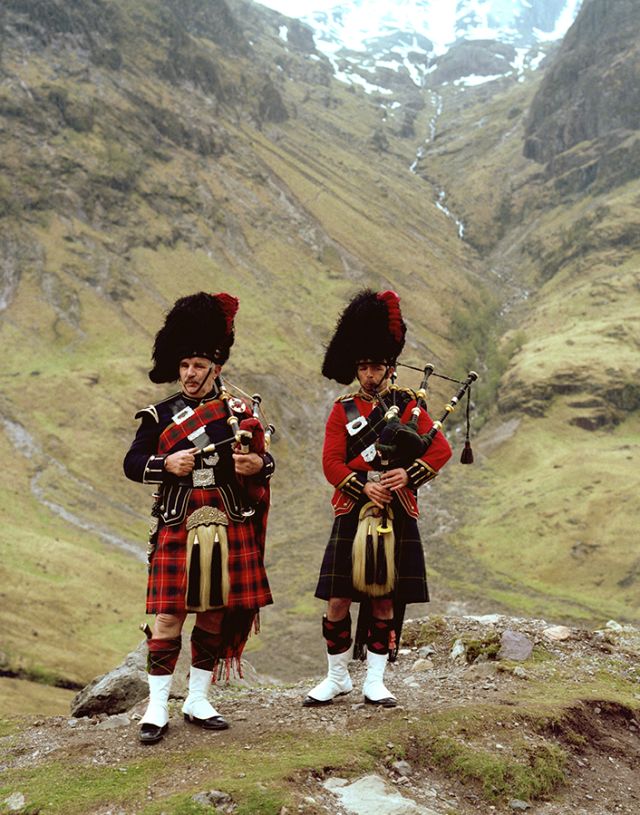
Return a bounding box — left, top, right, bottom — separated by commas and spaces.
524, 0, 640, 190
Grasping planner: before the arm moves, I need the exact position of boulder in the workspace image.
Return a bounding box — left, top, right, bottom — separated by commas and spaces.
70, 641, 148, 718
498, 630, 533, 661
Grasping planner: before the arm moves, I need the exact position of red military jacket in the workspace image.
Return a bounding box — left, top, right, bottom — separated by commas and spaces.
322, 387, 452, 517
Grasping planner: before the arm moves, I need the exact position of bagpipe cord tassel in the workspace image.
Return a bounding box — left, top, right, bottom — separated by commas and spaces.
460, 386, 474, 464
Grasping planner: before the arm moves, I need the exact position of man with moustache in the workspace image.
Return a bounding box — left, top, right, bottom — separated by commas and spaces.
124, 292, 274, 744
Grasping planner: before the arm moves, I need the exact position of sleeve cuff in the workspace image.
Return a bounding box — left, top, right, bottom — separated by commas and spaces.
260, 452, 275, 481
143, 455, 166, 484
406, 459, 438, 489
337, 473, 365, 500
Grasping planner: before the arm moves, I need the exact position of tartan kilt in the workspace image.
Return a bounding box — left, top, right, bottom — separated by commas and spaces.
314, 497, 429, 604
147, 488, 273, 615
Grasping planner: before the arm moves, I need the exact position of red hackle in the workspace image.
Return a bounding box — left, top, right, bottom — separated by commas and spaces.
377, 290, 404, 342
214, 293, 239, 336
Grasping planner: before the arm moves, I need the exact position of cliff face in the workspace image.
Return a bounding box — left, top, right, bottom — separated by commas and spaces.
524, 0, 640, 191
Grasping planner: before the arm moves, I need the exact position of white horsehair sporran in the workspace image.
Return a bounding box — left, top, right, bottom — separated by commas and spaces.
352, 502, 395, 596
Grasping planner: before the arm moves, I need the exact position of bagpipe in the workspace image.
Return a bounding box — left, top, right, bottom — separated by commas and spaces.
376, 363, 478, 470
197, 379, 275, 518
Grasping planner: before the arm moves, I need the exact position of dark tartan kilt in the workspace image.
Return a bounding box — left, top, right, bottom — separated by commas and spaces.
314, 498, 429, 604
147, 488, 273, 615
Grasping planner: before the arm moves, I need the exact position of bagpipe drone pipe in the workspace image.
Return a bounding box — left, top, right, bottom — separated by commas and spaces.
376, 363, 478, 471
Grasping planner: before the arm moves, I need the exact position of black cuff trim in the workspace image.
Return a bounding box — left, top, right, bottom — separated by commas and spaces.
339, 473, 365, 500
260, 453, 275, 480
406, 460, 437, 489
143, 455, 166, 484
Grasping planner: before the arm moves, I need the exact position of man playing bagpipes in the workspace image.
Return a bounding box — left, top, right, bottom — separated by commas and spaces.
304, 289, 452, 708
124, 292, 274, 744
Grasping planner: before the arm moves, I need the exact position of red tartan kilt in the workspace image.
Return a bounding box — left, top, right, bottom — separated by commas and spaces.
146, 488, 273, 615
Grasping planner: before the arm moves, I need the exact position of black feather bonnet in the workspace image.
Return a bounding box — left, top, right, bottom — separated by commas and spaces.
322, 289, 406, 385
148, 291, 239, 383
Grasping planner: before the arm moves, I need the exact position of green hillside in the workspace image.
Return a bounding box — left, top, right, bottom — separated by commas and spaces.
1, 0, 639, 714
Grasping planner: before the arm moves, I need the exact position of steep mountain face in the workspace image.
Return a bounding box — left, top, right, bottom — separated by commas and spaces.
407, 0, 640, 625
524, 0, 640, 192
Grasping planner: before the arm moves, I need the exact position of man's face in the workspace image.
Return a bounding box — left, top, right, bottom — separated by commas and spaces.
356, 361, 392, 395
179, 357, 221, 398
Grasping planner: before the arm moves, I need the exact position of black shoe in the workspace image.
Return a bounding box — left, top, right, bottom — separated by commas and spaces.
302, 695, 333, 707
139, 722, 168, 744
364, 695, 397, 708
183, 712, 229, 730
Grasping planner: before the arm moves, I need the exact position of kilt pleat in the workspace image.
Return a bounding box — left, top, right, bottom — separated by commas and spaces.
147, 488, 272, 614
314, 498, 429, 604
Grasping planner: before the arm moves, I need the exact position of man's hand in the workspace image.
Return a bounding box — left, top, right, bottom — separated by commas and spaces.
233, 452, 263, 477
164, 447, 199, 476
363, 481, 391, 509
381, 468, 408, 492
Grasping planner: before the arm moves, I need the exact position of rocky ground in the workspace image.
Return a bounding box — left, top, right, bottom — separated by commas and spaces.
2, 615, 640, 815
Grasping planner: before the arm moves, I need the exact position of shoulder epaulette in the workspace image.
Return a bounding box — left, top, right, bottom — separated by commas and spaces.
134, 391, 182, 423
134, 405, 159, 423
394, 385, 417, 399
335, 391, 360, 404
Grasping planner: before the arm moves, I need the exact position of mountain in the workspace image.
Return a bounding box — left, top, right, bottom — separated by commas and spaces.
1, 0, 639, 733
0, 0, 480, 700
277, 0, 583, 92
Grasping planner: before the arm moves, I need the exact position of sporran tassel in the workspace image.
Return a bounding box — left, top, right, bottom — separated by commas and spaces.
209, 533, 223, 607
375, 535, 387, 585
187, 539, 201, 608
365, 526, 375, 585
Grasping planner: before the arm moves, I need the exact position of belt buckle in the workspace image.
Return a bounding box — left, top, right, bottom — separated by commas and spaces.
172, 406, 195, 424
192, 468, 215, 487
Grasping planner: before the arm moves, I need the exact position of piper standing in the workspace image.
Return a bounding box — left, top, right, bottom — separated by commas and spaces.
304, 290, 451, 708
124, 292, 274, 744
